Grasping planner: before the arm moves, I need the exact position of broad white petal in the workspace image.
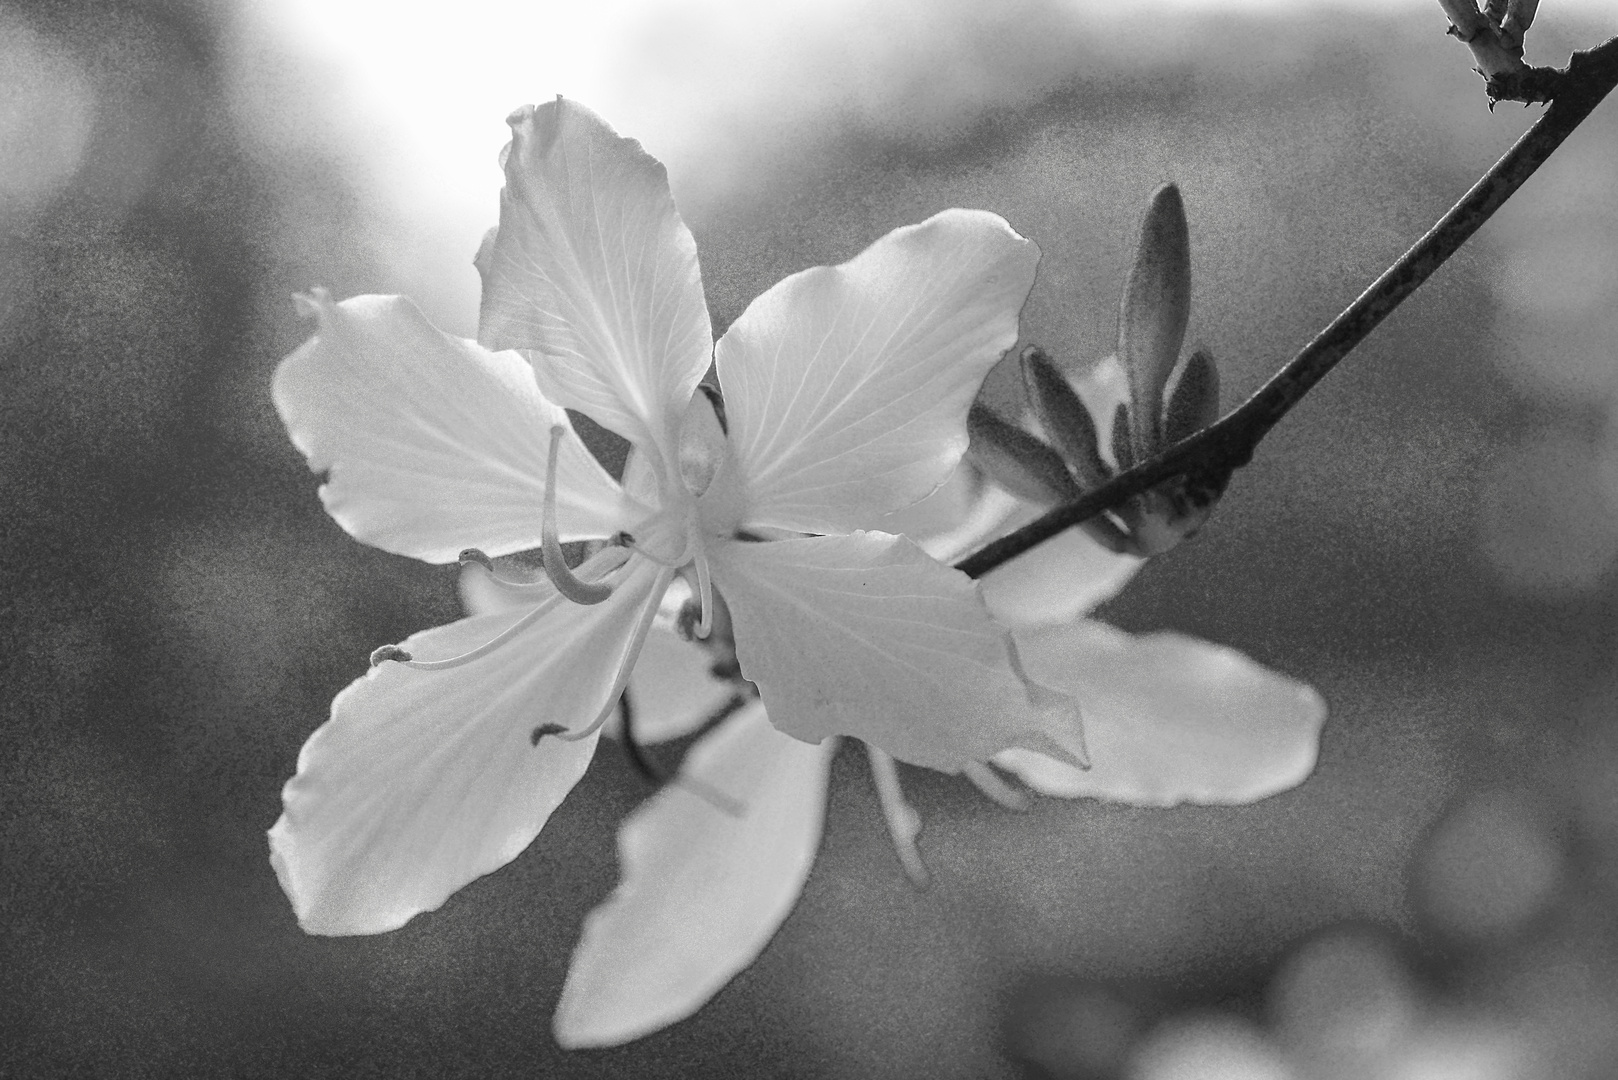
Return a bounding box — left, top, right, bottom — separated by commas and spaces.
477, 99, 712, 466
979, 522, 1142, 628
269, 554, 669, 935
627, 626, 736, 744
710, 532, 1085, 773
553, 703, 834, 1048
710, 210, 1039, 534
274, 291, 626, 563
994, 622, 1325, 807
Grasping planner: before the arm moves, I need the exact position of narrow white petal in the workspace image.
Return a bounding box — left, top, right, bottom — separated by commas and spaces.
994, 622, 1325, 807
269, 555, 669, 935
711, 532, 1085, 773
273, 292, 627, 563
710, 209, 1039, 534
477, 99, 713, 466
553, 703, 835, 1048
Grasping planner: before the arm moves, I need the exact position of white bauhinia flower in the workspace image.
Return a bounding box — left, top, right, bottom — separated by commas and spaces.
544, 464, 1326, 1048
268, 99, 1082, 939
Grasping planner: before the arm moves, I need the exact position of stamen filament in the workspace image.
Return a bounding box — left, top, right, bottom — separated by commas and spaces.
395, 592, 569, 671
555, 565, 675, 743
458, 548, 559, 594
865, 744, 932, 889
543, 425, 614, 605
963, 761, 1032, 812
694, 553, 714, 639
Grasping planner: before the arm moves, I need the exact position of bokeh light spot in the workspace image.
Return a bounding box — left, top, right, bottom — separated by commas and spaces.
1416, 790, 1563, 940
0, 16, 95, 220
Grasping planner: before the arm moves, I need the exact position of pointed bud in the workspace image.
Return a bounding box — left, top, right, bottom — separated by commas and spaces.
1110, 403, 1134, 473
965, 403, 1080, 506
1118, 183, 1192, 459
1020, 346, 1112, 490
1162, 347, 1221, 446
678, 386, 728, 498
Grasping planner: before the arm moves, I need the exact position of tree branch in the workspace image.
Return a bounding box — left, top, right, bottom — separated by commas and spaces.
955, 35, 1618, 581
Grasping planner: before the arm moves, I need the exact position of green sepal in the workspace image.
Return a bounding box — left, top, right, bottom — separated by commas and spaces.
965, 403, 1081, 506
1020, 345, 1113, 490
1162, 346, 1220, 446
1118, 183, 1191, 459
1110, 403, 1134, 473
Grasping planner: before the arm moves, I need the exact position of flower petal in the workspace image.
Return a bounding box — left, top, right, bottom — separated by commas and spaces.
273, 291, 626, 563
994, 621, 1325, 806
477, 99, 713, 466
269, 554, 670, 935
627, 626, 736, 744
710, 532, 1084, 772
979, 521, 1142, 628
710, 209, 1039, 534
552, 702, 834, 1048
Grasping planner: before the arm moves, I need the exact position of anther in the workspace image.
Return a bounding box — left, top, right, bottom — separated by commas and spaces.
543, 425, 614, 605
370, 644, 413, 666
530, 723, 568, 746
458, 548, 495, 571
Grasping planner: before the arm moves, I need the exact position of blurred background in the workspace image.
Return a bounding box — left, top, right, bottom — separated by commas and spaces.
4, 0, 1618, 1075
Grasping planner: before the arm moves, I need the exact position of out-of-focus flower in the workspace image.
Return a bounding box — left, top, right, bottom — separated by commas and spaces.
539, 461, 1326, 1047
268, 99, 1077, 939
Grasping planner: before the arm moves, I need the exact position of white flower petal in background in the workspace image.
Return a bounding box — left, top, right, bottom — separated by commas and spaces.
712, 530, 1084, 772
270, 554, 668, 935
477, 98, 713, 461
980, 524, 1142, 629
273, 292, 626, 563
710, 209, 1040, 534
553, 702, 835, 1048
996, 622, 1324, 807
627, 627, 736, 744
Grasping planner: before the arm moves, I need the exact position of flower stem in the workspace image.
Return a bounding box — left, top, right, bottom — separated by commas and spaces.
956, 34, 1618, 581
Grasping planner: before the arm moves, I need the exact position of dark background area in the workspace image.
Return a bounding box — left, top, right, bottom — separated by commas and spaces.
4, 1, 1618, 1076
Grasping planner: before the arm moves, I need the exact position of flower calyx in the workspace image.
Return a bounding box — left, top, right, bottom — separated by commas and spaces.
966, 183, 1228, 558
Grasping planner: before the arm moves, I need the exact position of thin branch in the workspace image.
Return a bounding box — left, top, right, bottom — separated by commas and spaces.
956, 35, 1618, 581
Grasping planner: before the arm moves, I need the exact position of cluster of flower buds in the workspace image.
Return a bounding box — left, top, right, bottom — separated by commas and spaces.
969, 183, 1225, 558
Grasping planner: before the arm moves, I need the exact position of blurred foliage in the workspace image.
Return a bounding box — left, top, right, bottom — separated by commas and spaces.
3, 0, 1618, 1077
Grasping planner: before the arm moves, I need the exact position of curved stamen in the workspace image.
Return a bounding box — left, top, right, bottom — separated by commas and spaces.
963, 761, 1032, 812
553, 565, 675, 743
694, 553, 714, 639
391, 592, 569, 671
543, 424, 614, 606
458, 548, 556, 594
865, 744, 931, 889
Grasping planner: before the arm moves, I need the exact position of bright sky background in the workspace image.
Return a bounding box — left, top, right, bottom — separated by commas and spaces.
230, 0, 1608, 324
